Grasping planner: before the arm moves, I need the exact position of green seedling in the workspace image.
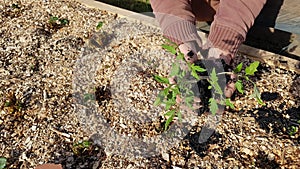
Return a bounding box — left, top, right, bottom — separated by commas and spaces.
0, 157, 6, 169
72, 140, 92, 155
11, 3, 21, 9
96, 21, 103, 30
48, 16, 69, 29
154, 43, 264, 130
288, 126, 298, 136
83, 93, 95, 102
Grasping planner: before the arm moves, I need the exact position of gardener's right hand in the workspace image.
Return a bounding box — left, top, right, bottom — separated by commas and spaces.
168, 40, 203, 84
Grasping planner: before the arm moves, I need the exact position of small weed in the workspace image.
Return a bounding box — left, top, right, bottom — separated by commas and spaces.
72, 140, 92, 155
0, 157, 7, 169
11, 3, 21, 9
288, 126, 298, 136
48, 16, 69, 30
84, 93, 95, 102
96, 21, 103, 30
1, 92, 24, 113
154, 42, 264, 130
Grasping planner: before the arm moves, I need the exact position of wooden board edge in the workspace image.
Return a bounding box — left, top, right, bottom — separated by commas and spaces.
77, 0, 300, 73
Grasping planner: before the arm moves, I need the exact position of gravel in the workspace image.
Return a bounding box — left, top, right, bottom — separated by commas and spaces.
0, 0, 299, 168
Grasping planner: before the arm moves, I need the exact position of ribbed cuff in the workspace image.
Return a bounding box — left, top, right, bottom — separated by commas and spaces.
163, 20, 202, 46
208, 23, 244, 56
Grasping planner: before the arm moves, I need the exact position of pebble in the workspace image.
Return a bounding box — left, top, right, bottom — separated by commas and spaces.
31, 125, 37, 131
162, 152, 169, 161
267, 153, 275, 161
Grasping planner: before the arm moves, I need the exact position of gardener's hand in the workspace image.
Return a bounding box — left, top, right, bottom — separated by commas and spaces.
206, 47, 236, 98
178, 40, 203, 63
169, 40, 203, 84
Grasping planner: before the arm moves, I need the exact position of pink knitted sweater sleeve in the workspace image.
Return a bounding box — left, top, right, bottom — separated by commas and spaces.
150, 0, 267, 55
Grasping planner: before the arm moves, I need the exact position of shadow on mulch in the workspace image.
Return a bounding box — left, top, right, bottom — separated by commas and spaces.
186, 131, 280, 168
248, 106, 300, 143
186, 131, 223, 158
51, 139, 106, 169
255, 150, 280, 169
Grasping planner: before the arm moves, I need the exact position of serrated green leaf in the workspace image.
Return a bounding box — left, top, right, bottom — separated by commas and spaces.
164, 109, 176, 117
225, 98, 235, 109
180, 69, 186, 78
0, 157, 6, 169
165, 112, 175, 130
235, 80, 244, 94
210, 68, 223, 95
185, 96, 194, 109
165, 100, 176, 110
163, 87, 170, 96
162, 44, 177, 55
170, 62, 180, 76
191, 64, 206, 72
245, 61, 260, 76
176, 52, 184, 61
234, 62, 243, 73
177, 111, 182, 122
253, 85, 264, 105
153, 75, 169, 84
154, 97, 162, 106
171, 86, 180, 98
210, 68, 218, 83
209, 98, 218, 115
191, 70, 200, 80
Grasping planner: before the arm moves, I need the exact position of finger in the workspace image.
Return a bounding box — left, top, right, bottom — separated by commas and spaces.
184, 51, 198, 63
224, 74, 237, 98
176, 94, 182, 104
168, 76, 176, 85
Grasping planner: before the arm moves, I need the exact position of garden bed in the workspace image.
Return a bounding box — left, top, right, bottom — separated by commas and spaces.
0, 0, 299, 168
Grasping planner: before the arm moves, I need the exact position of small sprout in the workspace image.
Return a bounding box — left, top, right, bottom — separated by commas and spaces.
4, 101, 11, 107
84, 93, 95, 102
96, 21, 103, 30
0, 157, 6, 169
234, 62, 243, 73
49, 16, 59, 23
48, 16, 69, 29
59, 18, 69, 25
288, 126, 298, 136
72, 140, 92, 155
11, 3, 21, 9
